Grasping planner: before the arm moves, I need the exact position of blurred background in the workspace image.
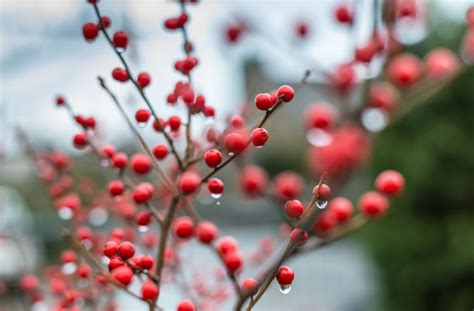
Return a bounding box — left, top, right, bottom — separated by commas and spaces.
1, 0, 474, 310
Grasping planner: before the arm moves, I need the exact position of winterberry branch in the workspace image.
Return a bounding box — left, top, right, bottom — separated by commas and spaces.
91, 2, 185, 171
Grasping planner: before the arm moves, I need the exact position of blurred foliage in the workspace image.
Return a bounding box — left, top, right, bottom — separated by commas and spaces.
360, 22, 474, 311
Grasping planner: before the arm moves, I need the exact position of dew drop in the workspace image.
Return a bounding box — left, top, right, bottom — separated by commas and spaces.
306, 128, 333, 147
89, 208, 108, 227
101, 256, 111, 265
62, 262, 77, 275
216, 201, 221, 206
137, 121, 147, 128
58, 207, 74, 220
316, 200, 328, 209
31, 301, 48, 311
361, 108, 388, 133
256, 145, 264, 149
228, 152, 234, 157
138, 226, 149, 233
279, 284, 292, 294
100, 158, 110, 167
116, 47, 126, 53
211, 193, 222, 199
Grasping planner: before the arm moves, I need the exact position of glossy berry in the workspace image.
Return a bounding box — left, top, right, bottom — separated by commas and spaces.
82, 23, 99, 42
137, 72, 151, 88
224, 252, 242, 272
113, 31, 129, 50
168, 115, 182, 131
424, 48, 459, 80
255, 93, 273, 111
108, 180, 125, 197
141, 280, 159, 301
304, 103, 338, 129
273, 171, 304, 201
135, 109, 151, 123
56, 95, 65, 106
137, 254, 154, 270
208, 178, 224, 195
217, 236, 239, 255
73, 133, 88, 149
132, 182, 154, 203
130, 153, 152, 175
136, 211, 152, 226
224, 132, 247, 154
196, 221, 218, 244
251, 128, 269, 147
112, 152, 128, 170
284, 200, 304, 218
387, 54, 422, 87
111, 266, 134, 286
204, 149, 223, 168
112, 67, 128, 82
152, 144, 168, 160
375, 170, 405, 197
61, 250, 77, 263
118, 241, 135, 259
312, 183, 331, 200
239, 165, 268, 197
100, 16, 111, 28
335, 4, 353, 24
359, 191, 389, 217
173, 216, 194, 239
177, 300, 195, 311
108, 257, 125, 271
328, 197, 353, 222
276, 266, 294, 285
101, 145, 116, 159
241, 278, 258, 295
179, 171, 201, 195
277, 85, 295, 102
290, 228, 309, 246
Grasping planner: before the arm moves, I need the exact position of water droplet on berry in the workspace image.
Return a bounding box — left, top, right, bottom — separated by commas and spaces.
137, 121, 147, 128
138, 225, 149, 233
211, 193, 222, 199
228, 152, 234, 157
62, 262, 77, 275
58, 207, 74, 220
316, 200, 328, 209
100, 158, 110, 167
306, 128, 333, 147
101, 256, 110, 265
89, 207, 108, 226
216, 200, 221, 206
31, 301, 47, 311
256, 145, 264, 149
279, 283, 292, 294
361, 108, 388, 132
116, 46, 126, 53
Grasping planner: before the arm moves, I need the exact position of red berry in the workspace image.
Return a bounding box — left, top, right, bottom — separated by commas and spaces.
164, 18, 179, 30
112, 68, 128, 82
359, 191, 389, 217
112, 152, 128, 170
295, 21, 309, 38
177, 300, 195, 311
369, 82, 398, 112
152, 144, 168, 160
387, 54, 422, 87
196, 221, 218, 244
217, 236, 239, 255
103, 241, 118, 258
241, 278, 258, 295
304, 103, 338, 129
118, 241, 135, 259
290, 228, 309, 246
101, 145, 116, 159
77, 263, 91, 278
130, 153, 152, 175
56, 95, 65, 106
111, 266, 134, 286
168, 115, 182, 131
273, 171, 304, 201
255, 93, 273, 111
203, 106, 215, 117
141, 280, 159, 301
224, 252, 242, 272
108, 256, 125, 271
424, 48, 459, 80
312, 183, 331, 200
375, 170, 405, 196
335, 4, 353, 24
20, 275, 39, 292
152, 118, 167, 132
73, 133, 88, 149
100, 16, 111, 28
239, 165, 268, 197
328, 197, 353, 222
224, 132, 247, 154
132, 182, 154, 203
135, 109, 151, 123
136, 211, 152, 226
276, 266, 294, 285
113, 31, 129, 50
173, 216, 194, 239
284, 200, 304, 218
208, 178, 224, 196
204, 149, 223, 168
179, 171, 201, 195
277, 85, 295, 102
251, 127, 269, 147
61, 250, 77, 263
137, 255, 154, 270
82, 22, 99, 42
355, 42, 377, 63
330, 64, 356, 93
137, 72, 151, 88
108, 180, 125, 197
